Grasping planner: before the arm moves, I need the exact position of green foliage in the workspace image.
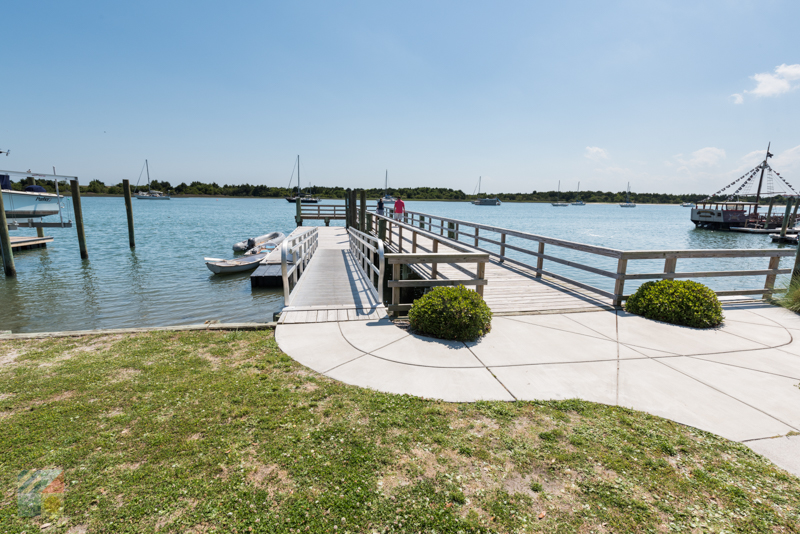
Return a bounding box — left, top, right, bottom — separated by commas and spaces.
408, 285, 492, 341
776, 280, 800, 313
530, 482, 543, 492
625, 279, 723, 328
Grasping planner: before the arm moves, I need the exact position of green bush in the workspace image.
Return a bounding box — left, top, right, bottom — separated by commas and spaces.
408, 285, 492, 341
776, 280, 800, 313
625, 280, 723, 328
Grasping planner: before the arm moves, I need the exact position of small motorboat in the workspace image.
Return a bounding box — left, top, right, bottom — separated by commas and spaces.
205, 252, 269, 274
232, 231, 285, 252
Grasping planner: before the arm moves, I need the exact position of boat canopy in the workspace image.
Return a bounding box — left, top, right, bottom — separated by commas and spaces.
25, 185, 47, 193
0, 174, 10, 190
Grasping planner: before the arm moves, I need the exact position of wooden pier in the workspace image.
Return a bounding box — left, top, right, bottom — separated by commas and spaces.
9, 235, 53, 251
271, 203, 798, 321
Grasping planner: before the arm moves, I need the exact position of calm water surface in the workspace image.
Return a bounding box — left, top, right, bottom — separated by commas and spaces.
1, 198, 794, 333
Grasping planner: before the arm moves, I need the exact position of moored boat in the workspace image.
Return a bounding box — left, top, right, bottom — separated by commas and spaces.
232, 231, 285, 252
1, 174, 63, 218
205, 252, 269, 274
471, 176, 501, 205
284, 155, 320, 203
551, 180, 568, 206
620, 183, 636, 207
135, 160, 171, 200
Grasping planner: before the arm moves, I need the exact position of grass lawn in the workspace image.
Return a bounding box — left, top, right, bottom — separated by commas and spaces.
1, 330, 799, 533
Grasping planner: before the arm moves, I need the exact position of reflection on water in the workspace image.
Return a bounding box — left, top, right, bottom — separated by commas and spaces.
0, 198, 794, 333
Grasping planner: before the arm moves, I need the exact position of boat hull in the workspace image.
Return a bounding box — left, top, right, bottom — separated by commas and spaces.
206, 253, 268, 274
2, 190, 61, 218
135, 195, 170, 200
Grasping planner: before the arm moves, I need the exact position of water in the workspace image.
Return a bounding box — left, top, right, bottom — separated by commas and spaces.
1, 198, 794, 333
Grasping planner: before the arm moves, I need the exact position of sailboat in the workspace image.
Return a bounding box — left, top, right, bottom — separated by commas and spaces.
571, 181, 585, 206
620, 183, 636, 207
135, 160, 170, 199
551, 181, 568, 206
285, 155, 320, 203
472, 176, 501, 205
381, 170, 395, 206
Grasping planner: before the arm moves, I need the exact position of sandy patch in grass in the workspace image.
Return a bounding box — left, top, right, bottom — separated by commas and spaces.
0, 348, 20, 367
66, 526, 88, 534
245, 457, 293, 497
187, 432, 203, 441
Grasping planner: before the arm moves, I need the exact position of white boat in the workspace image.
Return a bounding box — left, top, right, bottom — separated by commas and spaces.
681, 202, 694, 207
232, 231, 285, 252
381, 170, 395, 206
571, 182, 585, 205
620, 183, 636, 207
1, 174, 63, 218
135, 160, 171, 200
285, 156, 320, 203
471, 176, 501, 205
551, 180, 568, 206
205, 252, 269, 274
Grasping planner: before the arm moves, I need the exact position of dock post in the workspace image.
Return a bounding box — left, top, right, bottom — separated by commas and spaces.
36, 226, 45, 238
612, 258, 628, 307
447, 221, 455, 239
791, 201, 800, 229
366, 212, 373, 233
780, 198, 794, 238
359, 189, 366, 231
378, 218, 386, 242
345, 189, 351, 229
351, 190, 358, 229
500, 233, 506, 263
123, 179, 135, 248
0, 192, 16, 276
295, 198, 302, 226
419, 215, 425, 229
70, 179, 89, 260
765, 198, 775, 228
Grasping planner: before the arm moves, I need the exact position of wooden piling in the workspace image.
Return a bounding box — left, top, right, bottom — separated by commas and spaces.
70, 179, 88, 260
36, 226, 45, 238
378, 218, 386, 242
0, 191, 16, 276
447, 221, 455, 239
792, 201, 800, 230
123, 179, 135, 248
765, 198, 775, 228
359, 190, 366, 231
295, 198, 302, 226
780, 198, 794, 238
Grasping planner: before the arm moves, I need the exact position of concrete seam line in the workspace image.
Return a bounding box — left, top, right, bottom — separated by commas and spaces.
335, 320, 409, 355
463, 341, 518, 401
740, 434, 798, 443
688, 355, 800, 381
648, 353, 800, 433
322, 354, 368, 374
562, 312, 619, 342
501, 315, 616, 343
0, 323, 276, 339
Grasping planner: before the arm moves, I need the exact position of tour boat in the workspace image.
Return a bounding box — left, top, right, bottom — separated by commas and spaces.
691, 144, 798, 230
285, 155, 320, 203
1, 174, 63, 218
551, 180, 568, 206
135, 160, 170, 200
571, 181, 585, 206
620, 183, 636, 207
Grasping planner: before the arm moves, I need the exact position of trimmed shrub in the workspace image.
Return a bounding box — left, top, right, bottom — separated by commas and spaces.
625, 280, 723, 328
408, 285, 492, 341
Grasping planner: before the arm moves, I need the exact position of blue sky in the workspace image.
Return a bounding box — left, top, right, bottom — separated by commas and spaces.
2, 1, 799, 194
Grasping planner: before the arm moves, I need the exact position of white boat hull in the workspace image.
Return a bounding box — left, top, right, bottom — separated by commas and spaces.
232, 231, 285, 252
206, 253, 268, 274
135, 194, 170, 200
2, 190, 62, 218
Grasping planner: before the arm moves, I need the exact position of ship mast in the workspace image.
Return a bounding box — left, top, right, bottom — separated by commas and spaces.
754, 142, 773, 209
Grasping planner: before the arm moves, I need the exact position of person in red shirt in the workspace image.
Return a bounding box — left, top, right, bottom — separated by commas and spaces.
393, 196, 405, 221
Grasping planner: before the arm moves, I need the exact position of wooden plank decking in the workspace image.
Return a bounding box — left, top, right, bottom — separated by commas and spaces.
278, 227, 387, 324
9, 235, 53, 251
385, 224, 614, 315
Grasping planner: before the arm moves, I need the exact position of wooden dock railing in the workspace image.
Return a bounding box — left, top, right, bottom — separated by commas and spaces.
396, 209, 795, 306
362, 211, 490, 314
281, 227, 319, 305
347, 227, 386, 302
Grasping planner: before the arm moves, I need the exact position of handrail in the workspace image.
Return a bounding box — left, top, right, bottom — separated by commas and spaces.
399, 208, 795, 306
347, 227, 385, 302
281, 228, 319, 305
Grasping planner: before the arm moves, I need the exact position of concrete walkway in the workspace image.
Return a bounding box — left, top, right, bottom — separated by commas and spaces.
276, 302, 800, 476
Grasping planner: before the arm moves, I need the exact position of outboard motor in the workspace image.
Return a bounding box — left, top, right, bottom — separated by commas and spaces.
246, 237, 256, 250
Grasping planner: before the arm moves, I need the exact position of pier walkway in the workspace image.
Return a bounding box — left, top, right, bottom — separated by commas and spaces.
278, 227, 386, 324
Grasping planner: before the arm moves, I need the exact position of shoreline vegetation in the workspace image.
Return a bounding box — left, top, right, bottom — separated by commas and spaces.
7, 178, 776, 205
1, 329, 798, 532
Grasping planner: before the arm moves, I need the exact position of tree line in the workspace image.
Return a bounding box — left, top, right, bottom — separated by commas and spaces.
7, 177, 790, 204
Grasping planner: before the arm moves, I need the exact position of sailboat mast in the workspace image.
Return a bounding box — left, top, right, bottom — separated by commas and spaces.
146, 159, 151, 193
754, 143, 771, 210
385, 170, 388, 197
